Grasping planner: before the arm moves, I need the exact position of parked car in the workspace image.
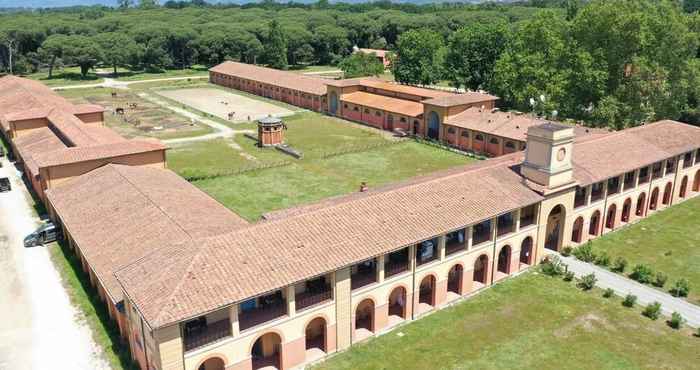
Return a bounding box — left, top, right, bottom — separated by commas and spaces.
24, 222, 61, 247
0, 145, 4, 157
0, 177, 10, 192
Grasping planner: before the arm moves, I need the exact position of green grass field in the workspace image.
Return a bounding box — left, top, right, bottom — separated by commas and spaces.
26, 66, 104, 87
167, 112, 472, 221
588, 196, 700, 304
313, 272, 699, 370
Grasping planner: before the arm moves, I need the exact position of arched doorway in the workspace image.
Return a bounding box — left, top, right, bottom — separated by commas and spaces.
662, 182, 672, 205
519, 237, 533, 266
571, 217, 584, 243
473, 254, 489, 285
329, 92, 338, 115
386, 114, 394, 131
305, 317, 326, 354
447, 265, 463, 295
252, 332, 282, 370
355, 299, 374, 333
388, 286, 407, 319
605, 204, 617, 230
497, 245, 511, 274
589, 210, 601, 236
198, 357, 225, 370
427, 111, 440, 140
635, 193, 646, 217
418, 275, 436, 307
694, 171, 700, 192
649, 187, 659, 210
545, 205, 565, 251
621, 198, 632, 223
679, 176, 688, 198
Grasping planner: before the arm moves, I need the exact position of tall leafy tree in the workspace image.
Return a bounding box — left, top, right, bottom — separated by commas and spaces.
60, 35, 103, 77
338, 51, 385, 78
264, 20, 287, 69
38, 34, 68, 78
391, 28, 445, 85
95, 32, 138, 75
445, 21, 510, 90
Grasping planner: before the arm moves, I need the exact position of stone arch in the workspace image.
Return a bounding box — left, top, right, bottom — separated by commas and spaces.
545, 204, 566, 251
355, 298, 375, 333
305, 316, 327, 354
418, 274, 437, 307
427, 111, 440, 140
679, 176, 688, 198
520, 236, 534, 265
621, 198, 632, 223
693, 170, 700, 192
571, 216, 584, 243
662, 182, 673, 205
251, 332, 283, 370
388, 285, 408, 319
447, 264, 464, 295
473, 254, 489, 285
605, 203, 617, 230
635, 192, 646, 217
589, 210, 601, 236
497, 245, 512, 274
196, 355, 227, 370
650, 187, 660, 210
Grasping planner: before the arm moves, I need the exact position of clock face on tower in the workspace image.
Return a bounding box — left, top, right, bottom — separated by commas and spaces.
557, 147, 566, 162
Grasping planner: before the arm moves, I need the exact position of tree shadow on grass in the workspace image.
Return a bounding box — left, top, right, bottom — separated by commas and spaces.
53, 238, 139, 370
39, 71, 100, 82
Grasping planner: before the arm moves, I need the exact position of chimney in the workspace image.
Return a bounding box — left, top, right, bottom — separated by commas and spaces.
520, 122, 576, 191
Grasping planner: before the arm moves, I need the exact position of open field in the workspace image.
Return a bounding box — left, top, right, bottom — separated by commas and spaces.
59, 87, 212, 140
26, 66, 104, 87
156, 87, 296, 122
313, 272, 699, 370
167, 112, 473, 221
589, 196, 700, 305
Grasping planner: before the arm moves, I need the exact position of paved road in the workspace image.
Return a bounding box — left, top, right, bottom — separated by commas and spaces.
0, 157, 109, 369
51, 75, 209, 90
558, 254, 700, 328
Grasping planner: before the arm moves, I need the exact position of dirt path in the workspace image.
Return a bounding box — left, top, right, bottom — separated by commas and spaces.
136, 92, 253, 145
51, 75, 209, 90
0, 158, 109, 369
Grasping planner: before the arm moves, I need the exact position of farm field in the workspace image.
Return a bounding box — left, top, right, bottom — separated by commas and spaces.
313, 272, 699, 370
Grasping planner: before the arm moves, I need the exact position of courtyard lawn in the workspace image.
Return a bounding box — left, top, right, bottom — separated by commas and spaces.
588, 196, 700, 305
313, 272, 699, 370
189, 141, 471, 221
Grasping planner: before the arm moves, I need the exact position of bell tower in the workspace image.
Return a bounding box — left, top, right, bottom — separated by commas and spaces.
521, 122, 576, 192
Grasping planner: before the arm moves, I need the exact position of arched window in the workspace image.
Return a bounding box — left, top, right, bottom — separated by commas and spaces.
571, 217, 584, 243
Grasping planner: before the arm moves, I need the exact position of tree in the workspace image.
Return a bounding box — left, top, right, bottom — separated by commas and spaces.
117, 0, 133, 8
38, 34, 68, 78
139, 0, 159, 9
391, 28, 446, 85
445, 21, 510, 90
338, 51, 385, 78
60, 35, 103, 77
95, 32, 138, 75
311, 25, 350, 65
263, 20, 287, 69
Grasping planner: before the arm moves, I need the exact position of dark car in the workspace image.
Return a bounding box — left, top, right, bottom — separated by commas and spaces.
0, 177, 10, 192
0, 146, 4, 157
24, 222, 61, 247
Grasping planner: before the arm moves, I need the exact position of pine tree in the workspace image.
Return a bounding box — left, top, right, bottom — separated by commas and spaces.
264, 20, 288, 69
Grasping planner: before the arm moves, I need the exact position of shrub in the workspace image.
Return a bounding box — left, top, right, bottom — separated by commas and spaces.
577, 273, 597, 290
602, 288, 615, 298
595, 252, 610, 267
561, 246, 573, 257
622, 294, 637, 307
630, 264, 655, 284
563, 271, 575, 281
669, 312, 684, 329
541, 256, 566, 276
612, 257, 628, 273
653, 272, 668, 288
642, 301, 662, 320
573, 242, 596, 262
670, 278, 690, 297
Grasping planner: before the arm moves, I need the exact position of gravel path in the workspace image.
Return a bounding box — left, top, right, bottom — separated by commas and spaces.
51, 75, 209, 90
558, 253, 700, 328
0, 157, 109, 370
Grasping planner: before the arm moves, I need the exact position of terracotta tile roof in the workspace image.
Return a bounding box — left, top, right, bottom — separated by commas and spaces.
12, 127, 67, 176
0, 75, 76, 119
4, 107, 52, 121
116, 154, 543, 328
341, 91, 425, 117
359, 80, 453, 99
571, 120, 700, 186
209, 61, 327, 95
444, 108, 609, 142
45, 164, 248, 304
423, 92, 499, 107
72, 103, 105, 115
32, 140, 166, 168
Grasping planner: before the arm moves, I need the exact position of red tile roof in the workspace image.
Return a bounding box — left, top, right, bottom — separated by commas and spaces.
209, 61, 327, 95
116, 154, 543, 328
32, 140, 166, 169
46, 164, 249, 304
423, 92, 499, 107
12, 127, 68, 175
341, 91, 425, 117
